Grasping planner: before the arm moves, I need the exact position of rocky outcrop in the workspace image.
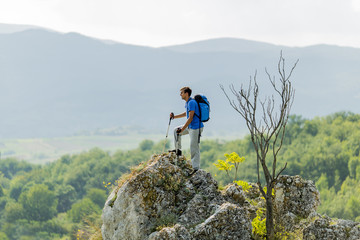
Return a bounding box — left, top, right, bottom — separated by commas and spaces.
274, 175, 320, 231
272, 175, 360, 239
101, 153, 252, 240
302, 213, 360, 240
275, 175, 320, 218
101, 153, 360, 240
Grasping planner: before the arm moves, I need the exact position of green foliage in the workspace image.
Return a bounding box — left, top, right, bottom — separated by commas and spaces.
1, 111, 360, 239
2, 218, 68, 240
85, 188, 107, 208
55, 184, 76, 213
0, 232, 9, 240
139, 139, 155, 151
213, 152, 245, 182
207, 112, 360, 221
234, 180, 252, 192
348, 157, 360, 179
4, 202, 24, 223
0, 158, 35, 179
345, 196, 360, 220
0, 146, 140, 239
263, 187, 275, 196
214, 159, 234, 172
9, 176, 26, 201
315, 173, 329, 190
67, 198, 101, 223
251, 208, 292, 240
0, 197, 7, 211
252, 208, 266, 238
19, 184, 58, 221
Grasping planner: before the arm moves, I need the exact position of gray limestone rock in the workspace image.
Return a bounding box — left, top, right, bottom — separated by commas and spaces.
148, 224, 191, 240
303, 215, 360, 240
193, 202, 252, 240
221, 183, 246, 205
101, 153, 252, 240
348, 224, 360, 240
274, 175, 321, 232
274, 175, 320, 219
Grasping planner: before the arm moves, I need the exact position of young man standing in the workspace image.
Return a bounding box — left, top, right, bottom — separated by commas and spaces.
170, 87, 203, 173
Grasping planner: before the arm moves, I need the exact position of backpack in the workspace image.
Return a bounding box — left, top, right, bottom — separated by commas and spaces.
194, 94, 210, 122
193, 94, 210, 143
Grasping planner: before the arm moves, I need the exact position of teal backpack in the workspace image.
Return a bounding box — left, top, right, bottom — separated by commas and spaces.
194, 94, 210, 142
194, 94, 210, 122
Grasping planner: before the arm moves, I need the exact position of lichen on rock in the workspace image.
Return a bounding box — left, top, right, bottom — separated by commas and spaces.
148, 224, 191, 240
302, 214, 360, 240
274, 175, 320, 220
193, 202, 252, 240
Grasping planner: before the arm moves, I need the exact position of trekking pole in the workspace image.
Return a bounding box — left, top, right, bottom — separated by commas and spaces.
162, 117, 172, 153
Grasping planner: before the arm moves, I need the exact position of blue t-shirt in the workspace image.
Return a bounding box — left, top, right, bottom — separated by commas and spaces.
186, 98, 204, 129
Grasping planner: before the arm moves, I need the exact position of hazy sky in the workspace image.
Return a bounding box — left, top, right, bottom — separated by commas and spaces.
1, 0, 360, 48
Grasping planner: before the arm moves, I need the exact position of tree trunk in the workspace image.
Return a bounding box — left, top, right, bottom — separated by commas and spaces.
220, 53, 298, 240
266, 185, 275, 240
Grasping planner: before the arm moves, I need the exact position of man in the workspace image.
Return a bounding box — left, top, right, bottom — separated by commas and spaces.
170, 86, 203, 173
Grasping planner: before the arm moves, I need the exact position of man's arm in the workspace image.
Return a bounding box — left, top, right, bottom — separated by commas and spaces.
171, 112, 186, 119
179, 111, 194, 133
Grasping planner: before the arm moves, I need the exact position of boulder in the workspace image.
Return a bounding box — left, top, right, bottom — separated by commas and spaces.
303, 214, 360, 240
275, 175, 320, 218
274, 175, 320, 231
148, 224, 191, 240
193, 202, 252, 240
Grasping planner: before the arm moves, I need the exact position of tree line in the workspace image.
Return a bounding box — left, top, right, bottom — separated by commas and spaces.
202, 111, 360, 222
0, 112, 359, 239
0, 140, 168, 239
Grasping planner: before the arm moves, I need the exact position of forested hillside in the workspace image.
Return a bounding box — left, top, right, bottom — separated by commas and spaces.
0, 141, 167, 239
201, 111, 360, 222
0, 112, 359, 239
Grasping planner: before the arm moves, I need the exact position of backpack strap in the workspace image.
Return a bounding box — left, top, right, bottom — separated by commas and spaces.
195, 100, 202, 143
190, 97, 202, 143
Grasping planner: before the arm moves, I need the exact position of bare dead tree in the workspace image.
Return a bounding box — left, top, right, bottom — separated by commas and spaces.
220, 52, 298, 239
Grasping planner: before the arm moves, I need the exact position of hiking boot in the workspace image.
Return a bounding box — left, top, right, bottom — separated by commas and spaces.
176, 149, 182, 156
168, 149, 182, 156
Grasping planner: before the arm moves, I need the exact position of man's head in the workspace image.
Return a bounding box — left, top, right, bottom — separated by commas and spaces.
180, 87, 192, 100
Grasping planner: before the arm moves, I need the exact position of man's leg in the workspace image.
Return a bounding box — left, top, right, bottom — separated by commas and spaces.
174, 125, 189, 153
189, 127, 203, 170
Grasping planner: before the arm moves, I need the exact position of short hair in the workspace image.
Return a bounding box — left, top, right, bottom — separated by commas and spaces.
180, 86, 192, 96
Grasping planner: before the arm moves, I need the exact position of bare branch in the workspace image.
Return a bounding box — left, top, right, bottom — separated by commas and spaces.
220, 52, 298, 239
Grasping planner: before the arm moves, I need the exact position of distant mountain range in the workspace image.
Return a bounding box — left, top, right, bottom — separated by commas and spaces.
0, 23, 43, 34
1, 23, 359, 138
